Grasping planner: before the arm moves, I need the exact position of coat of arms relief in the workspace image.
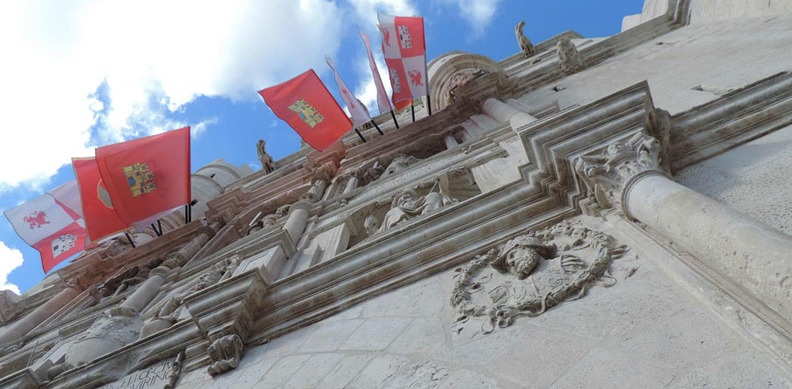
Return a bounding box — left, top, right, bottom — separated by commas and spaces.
451, 220, 634, 334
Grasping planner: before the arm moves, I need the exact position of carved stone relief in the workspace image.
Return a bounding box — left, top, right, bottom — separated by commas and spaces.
98, 352, 184, 389
247, 204, 290, 235
376, 186, 458, 233
515, 21, 535, 58
450, 220, 633, 333
381, 154, 420, 178
206, 334, 244, 376
574, 133, 664, 216
441, 68, 487, 107
91, 258, 163, 303
139, 256, 240, 339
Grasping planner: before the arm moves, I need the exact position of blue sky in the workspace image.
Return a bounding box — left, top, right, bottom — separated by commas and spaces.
0, 0, 643, 294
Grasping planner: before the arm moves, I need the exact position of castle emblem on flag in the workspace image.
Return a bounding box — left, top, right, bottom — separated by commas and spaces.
398, 25, 412, 49
288, 99, 325, 128
408, 70, 423, 86
390, 69, 402, 93
24, 211, 49, 229
51, 233, 77, 257
123, 162, 157, 197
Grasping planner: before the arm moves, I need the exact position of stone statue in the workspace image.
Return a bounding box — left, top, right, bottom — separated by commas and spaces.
363, 160, 385, 183
140, 257, 240, 338
378, 187, 458, 233
381, 154, 419, 178
256, 140, 276, 174
364, 215, 380, 237
441, 68, 486, 107
515, 21, 535, 58
557, 38, 583, 74
247, 204, 290, 235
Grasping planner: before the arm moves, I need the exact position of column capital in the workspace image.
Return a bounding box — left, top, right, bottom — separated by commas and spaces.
574, 132, 665, 217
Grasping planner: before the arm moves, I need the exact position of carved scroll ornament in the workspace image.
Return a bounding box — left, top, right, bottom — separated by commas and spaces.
207, 334, 244, 376
450, 220, 632, 333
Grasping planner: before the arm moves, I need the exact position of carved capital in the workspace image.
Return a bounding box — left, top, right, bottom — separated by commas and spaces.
574, 133, 664, 216
207, 334, 244, 376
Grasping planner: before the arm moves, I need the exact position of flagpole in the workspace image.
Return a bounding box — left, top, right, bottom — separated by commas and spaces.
390, 111, 400, 129
411, 103, 416, 123
354, 129, 367, 143
427, 95, 432, 115
124, 232, 136, 248
371, 120, 384, 135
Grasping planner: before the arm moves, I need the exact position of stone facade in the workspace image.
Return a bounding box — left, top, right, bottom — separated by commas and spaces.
3, 0, 792, 387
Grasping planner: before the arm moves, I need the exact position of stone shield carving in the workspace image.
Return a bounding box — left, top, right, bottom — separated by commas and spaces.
450, 220, 631, 333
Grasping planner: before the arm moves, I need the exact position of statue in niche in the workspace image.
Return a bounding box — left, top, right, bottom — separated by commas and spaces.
91, 258, 163, 302
450, 220, 634, 334
515, 21, 535, 58
363, 160, 385, 183
377, 186, 458, 233
247, 204, 290, 235
381, 154, 419, 178
364, 215, 380, 237
557, 38, 584, 74
139, 256, 240, 338
257, 140, 276, 174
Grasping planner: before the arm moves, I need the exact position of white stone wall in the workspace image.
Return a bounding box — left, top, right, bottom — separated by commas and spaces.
676, 123, 792, 236
518, 14, 792, 115
174, 217, 792, 388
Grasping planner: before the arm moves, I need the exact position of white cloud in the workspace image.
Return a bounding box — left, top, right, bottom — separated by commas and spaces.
191, 117, 219, 139
439, 0, 501, 37
348, 0, 417, 27
0, 0, 345, 190
0, 242, 23, 295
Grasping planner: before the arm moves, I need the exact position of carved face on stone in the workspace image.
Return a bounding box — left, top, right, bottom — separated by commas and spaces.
492, 236, 556, 280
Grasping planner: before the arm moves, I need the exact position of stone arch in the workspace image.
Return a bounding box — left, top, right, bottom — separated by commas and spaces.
428, 51, 503, 111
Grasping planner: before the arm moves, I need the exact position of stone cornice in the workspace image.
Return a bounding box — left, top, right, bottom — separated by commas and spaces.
667, 71, 792, 172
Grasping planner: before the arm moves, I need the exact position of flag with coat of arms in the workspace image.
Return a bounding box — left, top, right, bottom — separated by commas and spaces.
3, 180, 87, 273
377, 13, 428, 108
326, 56, 371, 129
259, 69, 352, 151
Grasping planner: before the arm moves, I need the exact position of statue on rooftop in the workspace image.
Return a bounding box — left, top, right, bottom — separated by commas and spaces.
515, 21, 535, 58
257, 140, 276, 174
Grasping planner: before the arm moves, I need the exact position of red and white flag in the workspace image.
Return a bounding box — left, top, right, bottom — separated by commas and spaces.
378, 14, 428, 107
326, 56, 371, 129
357, 26, 392, 116
4, 181, 87, 273
259, 69, 352, 151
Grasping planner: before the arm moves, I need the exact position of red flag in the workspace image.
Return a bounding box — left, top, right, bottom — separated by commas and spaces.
95, 127, 191, 225
73, 157, 130, 242
259, 69, 352, 151
4, 181, 87, 273
378, 14, 428, 106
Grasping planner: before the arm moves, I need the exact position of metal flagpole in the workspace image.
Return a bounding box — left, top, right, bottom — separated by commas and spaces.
371, 120, 384, 135
427, 95, 432, 115
124, 232, 136, 248
390, 111, 400, 129
355, 129, 367, 143
411, 103, 416, 122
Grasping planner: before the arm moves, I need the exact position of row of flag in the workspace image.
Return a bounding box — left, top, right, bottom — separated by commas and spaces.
4, 128, 191, 272
259, 14, 429, 151
3, 13, 426, 274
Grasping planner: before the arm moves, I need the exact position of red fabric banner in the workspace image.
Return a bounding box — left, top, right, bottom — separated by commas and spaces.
73, 157, 130, 242
259, 69, 352, 151
95, 127, 191, 225
34, 222, 87, 273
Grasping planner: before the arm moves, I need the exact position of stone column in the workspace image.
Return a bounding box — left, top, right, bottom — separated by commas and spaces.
575, 132, 792, 321
481, 98, 537, 131
283, 200, 311, 243
0, 282, 82, 346
443, 131, 460, 149
302, 163, 333, 203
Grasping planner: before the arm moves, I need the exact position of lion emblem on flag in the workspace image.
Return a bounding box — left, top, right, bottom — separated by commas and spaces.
51, 234, 77, 257
398, 25, 412, 49
24, 211, 49, 229
123, 162, 157, 198
288, 99, 325, 129
408, 70, 423, 87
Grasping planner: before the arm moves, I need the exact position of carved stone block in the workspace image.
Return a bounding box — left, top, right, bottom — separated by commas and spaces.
206, 334, 244, 376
